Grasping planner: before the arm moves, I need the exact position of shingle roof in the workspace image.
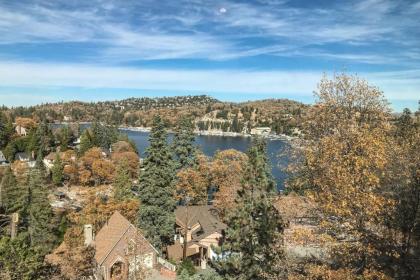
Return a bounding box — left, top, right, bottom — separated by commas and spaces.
95, 211, 157, 265
94, 211, 133, 265
175, 206, 226, 242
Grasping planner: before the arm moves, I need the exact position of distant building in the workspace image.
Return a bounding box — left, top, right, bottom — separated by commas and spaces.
0, 151, 9, 165
15, 125, 27, 136
14, 152, 36, 167
167, 206, 227, 269
250, 127, 272, 136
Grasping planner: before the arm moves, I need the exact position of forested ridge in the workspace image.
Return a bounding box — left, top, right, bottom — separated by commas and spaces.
2, 95, 307, 136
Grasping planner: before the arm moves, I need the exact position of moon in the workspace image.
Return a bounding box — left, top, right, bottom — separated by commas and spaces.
219, 7, 227, 14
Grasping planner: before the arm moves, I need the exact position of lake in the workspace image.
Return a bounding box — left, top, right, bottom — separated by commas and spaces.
122, 130, 289, 190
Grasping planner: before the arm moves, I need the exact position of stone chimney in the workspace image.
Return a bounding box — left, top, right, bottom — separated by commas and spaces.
84, 224, 94, 246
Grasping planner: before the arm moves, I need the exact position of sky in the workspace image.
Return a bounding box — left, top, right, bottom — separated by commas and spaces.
0, 0, 419, 111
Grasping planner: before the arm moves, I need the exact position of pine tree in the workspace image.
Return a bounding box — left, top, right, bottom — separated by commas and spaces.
79, 129, 93, 156
27, 167, 56, 255
138, 115, 176, 251
113, 159, 133, 201
51, 153, 64, 186
173, 116, 197, 170
0, 111, 13, 149
0, 167, 28, 216
0, 167, 17, 214
215, 138, 285, 280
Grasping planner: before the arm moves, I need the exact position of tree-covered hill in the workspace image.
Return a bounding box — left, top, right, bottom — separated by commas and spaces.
3, 95, 308, 135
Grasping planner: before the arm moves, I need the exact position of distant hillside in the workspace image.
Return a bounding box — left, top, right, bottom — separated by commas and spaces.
4, 95, 308, 136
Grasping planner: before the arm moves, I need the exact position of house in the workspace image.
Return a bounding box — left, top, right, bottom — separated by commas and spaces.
43, 152, 57, 169
0, 151, 9, 165
92, 211, 158, 280
250, 127, 271, 136
167, 206, 227, 269
14, 152, 36, 168
15, 125, 28, 136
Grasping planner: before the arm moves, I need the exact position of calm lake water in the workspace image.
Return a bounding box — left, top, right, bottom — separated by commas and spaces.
55, 124, 289, 190
122, 130, 289, 191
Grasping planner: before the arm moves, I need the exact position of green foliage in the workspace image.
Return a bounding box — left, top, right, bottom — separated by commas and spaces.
177, 258, 196, 276
113, 159, 133, 201
138, 115, 176, 251
0, 233, 47, 280
215, 139, 285, 280
57, 125, 72, 151
51, 153, 64, 185
27, 121, 54, 158
173, 116, 197, 170
0, 111, 14, 149
0, 167, 18, 214
79, 129, 93, 156
177, 268, 223, 280
90, 121, 118, 149
26, 168, 56, 254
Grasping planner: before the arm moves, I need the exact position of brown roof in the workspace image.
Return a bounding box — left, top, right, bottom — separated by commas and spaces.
167, 242, 198, 261
175, 206, 226, 242
95, 211, 155, 265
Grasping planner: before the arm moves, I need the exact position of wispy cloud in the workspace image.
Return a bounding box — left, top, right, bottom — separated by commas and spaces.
0, 61, 418, 103
0, 0, 418, 64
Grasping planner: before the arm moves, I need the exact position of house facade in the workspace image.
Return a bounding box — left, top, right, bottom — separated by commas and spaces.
92, 211, 158, 280
167, 206, 226, 269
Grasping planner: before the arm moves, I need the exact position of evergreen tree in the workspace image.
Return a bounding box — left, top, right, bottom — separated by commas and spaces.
0, 111, 14, 149
173, 116, 197, 170
51, 153, 64, 186
138, 115, 176, 251
0, 167, 18, 214
113, 159, 133, 201
27, 168, 56, 255
79, 129, 93, 156
27, 121, 54, 158
215, 138, 285, 280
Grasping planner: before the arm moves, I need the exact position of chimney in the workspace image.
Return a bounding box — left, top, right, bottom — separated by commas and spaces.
84, 224, 94, 246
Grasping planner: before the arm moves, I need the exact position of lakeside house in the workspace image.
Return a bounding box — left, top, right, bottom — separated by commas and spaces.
90, 211, 158, 279
14, 152, 36, 168
47, 211, 159, 280
15, 125, 28, 136
167, 206, 226, 269
250, 127, 272, 136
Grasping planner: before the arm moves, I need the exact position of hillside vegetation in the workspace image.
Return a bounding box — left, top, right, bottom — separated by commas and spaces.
5, 95, 307, 135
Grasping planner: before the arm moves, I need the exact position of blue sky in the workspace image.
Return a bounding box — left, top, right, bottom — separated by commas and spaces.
0, 0, 419, 111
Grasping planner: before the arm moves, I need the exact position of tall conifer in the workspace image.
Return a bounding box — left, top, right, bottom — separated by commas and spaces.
215, 138, 285, 280
173, 116, 197, 170
138, 115, 176, 250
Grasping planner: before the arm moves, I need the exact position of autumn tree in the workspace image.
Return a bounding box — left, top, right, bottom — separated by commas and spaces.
289, 73, 396, 278
211, 149, 248, 217
138, 115, 176, 251
390, 107, 420, 278
215, 138, 285, 280
175, 154, 210, 205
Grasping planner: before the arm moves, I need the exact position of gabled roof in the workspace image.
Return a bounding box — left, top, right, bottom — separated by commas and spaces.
0, 151, 6, 162
94, 211, 157, 265
175, 206, 227, 241
14, 152, 34, 161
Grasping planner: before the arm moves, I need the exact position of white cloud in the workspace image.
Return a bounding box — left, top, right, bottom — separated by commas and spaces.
0, 61, 418, 103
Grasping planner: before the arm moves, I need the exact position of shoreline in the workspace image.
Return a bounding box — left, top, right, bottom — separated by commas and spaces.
55, 122, 296, 141
118, 125, 296, 141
